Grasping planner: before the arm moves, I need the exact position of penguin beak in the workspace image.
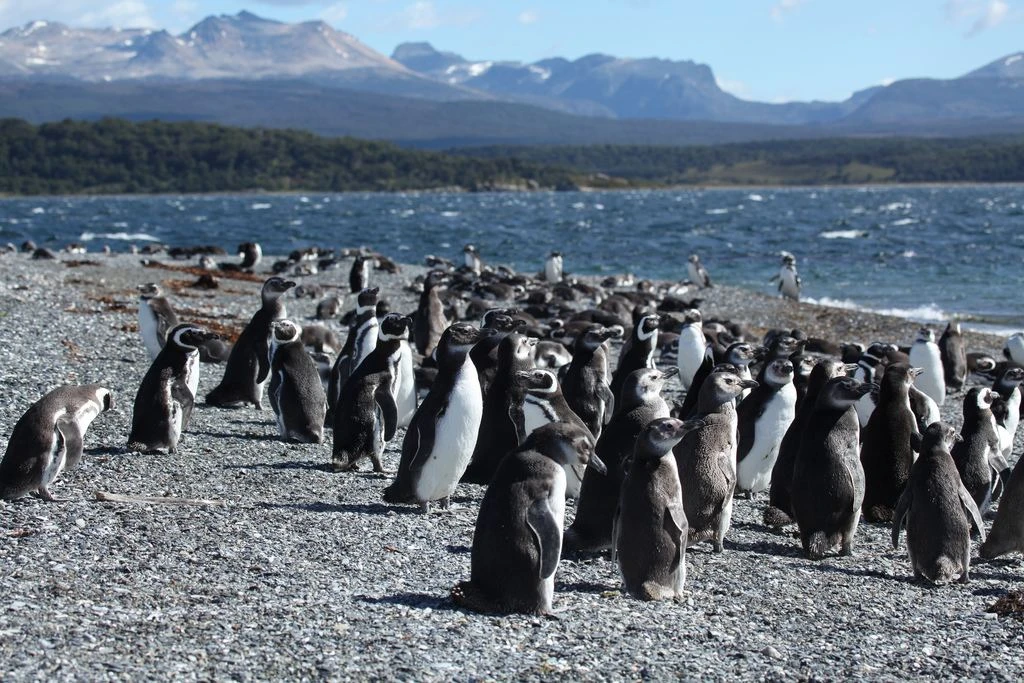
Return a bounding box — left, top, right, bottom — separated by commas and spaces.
740, 379, 759, 390
842, 363, 859, 375
954, 433, 964, 443
909, 367, 924, 378
585, 450, 607, 475
660, 366, 680, 380
858, 383, 877, 397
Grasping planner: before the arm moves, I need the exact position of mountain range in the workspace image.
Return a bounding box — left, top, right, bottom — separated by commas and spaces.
1, 10, 1023, 146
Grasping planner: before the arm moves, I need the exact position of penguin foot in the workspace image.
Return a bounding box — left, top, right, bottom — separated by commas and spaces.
35, 487, 67, 502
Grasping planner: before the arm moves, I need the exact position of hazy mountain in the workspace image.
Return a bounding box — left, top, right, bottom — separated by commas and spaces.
961, 52, 1024, 79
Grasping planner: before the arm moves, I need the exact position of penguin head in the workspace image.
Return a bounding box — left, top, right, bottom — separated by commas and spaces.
636, 417, 706, 459
516, 369, 559, 395
969, 387, 996, 413
681, 308, 702, 326
793, 354, 818, 379
169, 324, 220, 352
138, 283, 162, 299
93, 386, 115, 413
819, 376, 874, 409
780, 251, 796, 266
917, 421, 960, 455
764, 360, 795, 387
769, 336, 805, 360
508, 333, 538, 364
262, 277, 297, 302
624, 367, 677, 405
356, 287, 380, 312
726, 342, 764, 366
524, 423, 604, 474
688, 254, 700, 264
441, 322, 483, 353
636, 314, 660, 340
270, 320, 302, 345
378, 314, 412, 342
915, 327, 935, 344
579, 325, 618, 351
701, 372, 759, 408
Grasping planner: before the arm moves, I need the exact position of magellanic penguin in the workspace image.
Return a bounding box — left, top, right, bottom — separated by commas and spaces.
564, 366, 678, 553
613, 417, 705, 601
349, 253, 373, 294
675, 308, 706, 392
544, 251, 564, 283
951, 387, 1003, 516
859, 364, 923, 523
561, 325, 618, 442
677, 341, 763, 419
206, 276, 295, 409
609, 313, 660, 402
129, 324, 219, 454
220, 242, 262, 272
0, 385, 114, 500
414, 270, 449, 359
991, 365, 1024, 464
735, 359, 796, 496
327, 287, 380, 424
517, 368, 596, 498
451, 422, 604, 615
938, 322, 968, 393
853, 342, 896, 427
138, 283, 179, 360
771, 251, 801, 301
892, 422, 985, 585
332, 314, 413, 471
674, 371, 758, 552
1004, 332, 1024, 366
909, 328, 945, 406
268, 320, 327, 444
687, 254, 712, 289
981, 452, 1024, 559
791, 376, 873, 559
463, 244, 482, 275
469, 310, 522, 398
383, 323, 483, 512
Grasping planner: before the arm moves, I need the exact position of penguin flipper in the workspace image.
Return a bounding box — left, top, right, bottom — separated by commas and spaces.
376, 386, 399, 442
407, 399, 444, 471
665, 503, 686, 572
59, 416, 85, 470
527, 497, 562, 580
959, 483, 986, 543
598, 383, 614, 425
171, 379, 194, 431
891, 488, 911, 550
508, 403, 526, 443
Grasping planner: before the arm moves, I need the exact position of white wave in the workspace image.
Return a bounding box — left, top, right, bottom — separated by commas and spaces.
30, 207, 45, 214
890, 218, 917, 227
819, 229, 867, 239
805, 297, 948, 323
250, 203, 272, 210
80, 231, 159, 242
747, 193, 764, 202
881, 202, 912, 212
706, 208, 729, 215
440, 211, 460, 217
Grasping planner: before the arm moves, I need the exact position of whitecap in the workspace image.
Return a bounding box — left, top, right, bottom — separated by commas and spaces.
440, 211, 460, 217
805, 297, 947, 324
80, 231, 159, 242
890, 218, 917, 227
250, 203, 272, 210
30, 207, 45, 215
819, 229, 867, 239
881, 202, 911, 212
593, 203, 605, 210
706, 208, 729, 215
747, 194, 763, 202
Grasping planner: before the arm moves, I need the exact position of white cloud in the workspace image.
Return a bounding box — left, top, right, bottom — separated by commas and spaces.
880, 76, 896, 86
518, 9, 539, 25
771, 0, 807, 21
321, 2, 349, 25
944, 0, 1012, 35
715, 76, 750, 98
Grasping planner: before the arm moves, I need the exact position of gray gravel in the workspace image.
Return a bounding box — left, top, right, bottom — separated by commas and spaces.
0, 252, 1021, 681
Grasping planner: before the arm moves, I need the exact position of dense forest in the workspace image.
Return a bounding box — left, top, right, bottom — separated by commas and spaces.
454, 137, 1024, 186
1, 118, 1023, 195
0, 118, 578, 195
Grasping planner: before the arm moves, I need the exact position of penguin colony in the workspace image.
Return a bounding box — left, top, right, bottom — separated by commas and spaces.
2, 243, 1024, 618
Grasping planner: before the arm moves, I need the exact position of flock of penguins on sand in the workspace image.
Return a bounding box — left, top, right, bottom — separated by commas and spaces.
2, 241, 1024, 616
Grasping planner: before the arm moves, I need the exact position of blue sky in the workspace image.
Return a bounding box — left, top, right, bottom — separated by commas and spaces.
1, 1, 1021, 102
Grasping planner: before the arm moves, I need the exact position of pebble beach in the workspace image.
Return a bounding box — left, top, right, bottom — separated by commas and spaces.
0, 251, 1021, 681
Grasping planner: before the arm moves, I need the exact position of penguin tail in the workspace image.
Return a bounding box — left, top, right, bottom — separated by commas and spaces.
807, 531, 828, 560
864, 505, 893, 524
450, 581, 500, 614
126, 440, 148, 453
762, 506, 793, 529
927, 557, 961, 585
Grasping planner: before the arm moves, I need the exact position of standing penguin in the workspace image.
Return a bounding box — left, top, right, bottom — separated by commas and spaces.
327, 287, 380, 423
687, 254, 712, 289
981, 454, 1024, 559
893, 421, 985, 584
517, 368, 595, 498
0, 385, 114, 500
678, 341, 763, 419
991, 365, 1024, 462
771, 251, 801, 301
561, 325, 618, 441
675, 308, 705, 392
613, 417, 705, 601
414, 271, 449, 358
674, 371, 758, 552
349, 253, 372, 294
791, 376, 873, 559
952, 387, 1003, 515
853, 342, 895, 427
564, 367, 678, 553
469, 310, 522, 397
451, 422, 604, 615
1004, 332, 1024, 365
463, 244, 482, 275
736, 359, 797, 496
206, 276, 295, 409
609, 313, 660, 402
909, 328, 945, 406
938, 322, 968, 393
383, 323, 483, 512
544, 251, 563, 283
268, 320, 327, 444
130, 324, 219, 454
332, 314, 412, 471
137, 283, 179, 360
860, 364, 923, 523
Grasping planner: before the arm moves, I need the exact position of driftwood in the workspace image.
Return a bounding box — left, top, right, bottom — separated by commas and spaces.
94, 491, 228, 507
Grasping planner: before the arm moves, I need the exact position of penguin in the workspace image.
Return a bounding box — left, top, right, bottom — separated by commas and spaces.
463, 244, 482, 275
315, 295, 343, 321
561, 325, 618, 441
543, 251, 563, 283
137, 283, 179, 360
517, 368, 595, 498
675, 308, 705, 392
735, 359, 797, 496
909, 327, 945, 406
326, 287, 380, 424
469, 309, 522, 397
332, 314, 413, 471
765, 359, 854, 528
349, 254, 372, 294
564, 367, 678, 553
938, 322, 968, 393
687, 254, 712, 289
414, 271, 449, 358
383, 323, 483, 512
674, 371, 758, 552
609, 313, 660, 402
853, 342, 896, 427
991, 364, 1024, 462
613, 417, 705, 601
0, 385, 114, 500
534, 341, 572, 370
206, 276, 295, 409
981, 453, 1024, 559
451, 422, 604, 615
129, 324, 219, 454
771, 251, 801, 301
268, 320, 327, 444
1004, 332, 1024, 365
461, 333, 536, 485
390, 313, 418, 430
677, 341, 763, 419
858, 364, 923, 523
951, 387, 1003, 515
892, 422, 985, 584
791, 376, 873, 559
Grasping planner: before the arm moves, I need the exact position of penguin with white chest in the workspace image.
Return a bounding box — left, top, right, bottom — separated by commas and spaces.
675, 308, 706, 392
137, 283, 179, 360
610, 313, 660, 402
269, 320, 327, 444
952, 387, 1003, 515
383, 323, 483, 512
206, 276, 295, 409
687, 254, 712, 288
327, 287, 380, 424
909, 327, 945, 406
129, 324, 219, 454
543, 251, 563, 283
451, 422, 604, 615
736, 359, 797, 496
1, 385, 114, 500
771, 251, 801, 301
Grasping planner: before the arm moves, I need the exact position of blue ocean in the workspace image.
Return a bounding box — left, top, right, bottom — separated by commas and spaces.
2, 186, 1022, 334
